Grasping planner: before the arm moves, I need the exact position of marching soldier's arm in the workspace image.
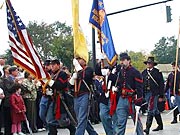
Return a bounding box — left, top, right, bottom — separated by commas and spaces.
165, 74, 171, 93
52, 71, 69, 91
134, 71, 143, 106
158, 72, 164, 97
83, 67, 94, 84
108, 72, 118, 84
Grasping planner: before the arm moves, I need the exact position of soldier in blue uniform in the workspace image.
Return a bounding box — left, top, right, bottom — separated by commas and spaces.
108, 53, 144, 135
165, 62, 180, 124
142, 57, 164, 135
94, 58, 118, 135
70, 57, 98, 135
46, 59, 76, 135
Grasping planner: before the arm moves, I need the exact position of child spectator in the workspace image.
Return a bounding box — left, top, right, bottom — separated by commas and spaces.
9, 83, 26, 135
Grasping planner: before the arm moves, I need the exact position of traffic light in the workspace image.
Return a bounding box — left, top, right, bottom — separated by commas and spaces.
166, 6, 172, 23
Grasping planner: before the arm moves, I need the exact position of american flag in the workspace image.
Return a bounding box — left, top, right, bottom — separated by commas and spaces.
6, 0, 50, 81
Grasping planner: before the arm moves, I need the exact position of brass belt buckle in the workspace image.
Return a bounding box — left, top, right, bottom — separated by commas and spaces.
122, 89, 126, 95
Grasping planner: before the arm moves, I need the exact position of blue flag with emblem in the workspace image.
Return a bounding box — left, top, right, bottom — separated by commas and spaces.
89, 0, 117, 65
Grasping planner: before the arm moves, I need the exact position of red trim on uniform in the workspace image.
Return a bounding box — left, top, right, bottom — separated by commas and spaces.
55, 95, 61, 120
63, 87, 68, 91
149, 96, 155, 110
109, 91, 117, 116
58, 78, 68, 84
135, 77, 143, 83
135, 97, 143, 103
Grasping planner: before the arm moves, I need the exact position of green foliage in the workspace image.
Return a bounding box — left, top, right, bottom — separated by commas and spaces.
4, 49, 13, 65
50, 21, 73, 69
128, 51, 147, 72
27, 21, 74, 68
151, 36, 178, 64
51, 35, 73, 70
27, 21, 55, 60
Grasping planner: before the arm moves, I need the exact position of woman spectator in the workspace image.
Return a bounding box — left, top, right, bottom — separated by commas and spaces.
22, 72, 38, 133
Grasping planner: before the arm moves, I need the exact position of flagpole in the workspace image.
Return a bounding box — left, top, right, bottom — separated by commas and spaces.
6, 0, 20, 38
92, 28, 96, 70
71, 0, 78, 94
6, 0, 33, 72
173, 17, 180, 95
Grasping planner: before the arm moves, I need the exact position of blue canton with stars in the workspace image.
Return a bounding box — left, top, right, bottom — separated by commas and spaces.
6, 1, 26, 42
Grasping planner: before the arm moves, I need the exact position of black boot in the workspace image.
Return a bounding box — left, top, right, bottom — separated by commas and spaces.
171, 108, 179, 124
144, 115, 153, 135
48, 125, 57, 135
67, 124, 76, 135
152, 114, 163, 131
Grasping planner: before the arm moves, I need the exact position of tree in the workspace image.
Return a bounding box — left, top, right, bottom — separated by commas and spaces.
151, 36, 178, 64
51, 21, 74, 69
128, 51, 147, 72
51, 35, 73, 70
4, 49, 13, 65
27, 21, 74, 68
27, 21, 55, 60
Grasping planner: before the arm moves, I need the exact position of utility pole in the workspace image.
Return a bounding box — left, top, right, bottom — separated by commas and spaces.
92, 28, 96, 70
107, 0, 173, 16
92, 0, 173, 69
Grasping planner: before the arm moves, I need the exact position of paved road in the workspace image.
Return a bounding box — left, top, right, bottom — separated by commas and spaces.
32, 110, 180, 135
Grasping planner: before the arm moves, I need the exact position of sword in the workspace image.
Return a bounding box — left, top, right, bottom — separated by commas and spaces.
59, 93, 77, 126
166, 106, 178, 116
133, 106, 141, 135
141, 102, 148, 107
24, 115, 33, 135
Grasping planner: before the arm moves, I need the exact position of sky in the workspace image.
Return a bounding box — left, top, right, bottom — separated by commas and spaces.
0, 0, 179, 56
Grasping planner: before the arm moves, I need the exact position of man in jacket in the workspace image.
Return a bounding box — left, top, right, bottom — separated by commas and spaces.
108, 53, 144, 135
165, 61, 180, 124
46, 59, 76, 135
70, 57, 98, 135
142, 57, 164, 135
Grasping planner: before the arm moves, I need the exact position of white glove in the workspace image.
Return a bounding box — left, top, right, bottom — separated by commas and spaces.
101, 69, 109, 76
107, 80, 112, 90
69, 77, 75, 85
73, 58, 83, 72
112, 86, 118, 92
171, 96, 175, 104
0, 88, 4, 95
72, 73, 77, 79
105, 91, 109, 98
112, 68, 116, 74
69, 73, 77, 85
48, 79, 55, 87
46, 88, 53, 96
135, 105, 141, 112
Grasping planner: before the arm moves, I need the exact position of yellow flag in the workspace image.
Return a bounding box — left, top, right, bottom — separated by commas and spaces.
0, 2, 4, 9
72, 0, 89, 63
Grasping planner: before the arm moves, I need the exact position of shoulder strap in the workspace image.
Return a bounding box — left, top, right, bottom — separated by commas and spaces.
147, 70, 159, 86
